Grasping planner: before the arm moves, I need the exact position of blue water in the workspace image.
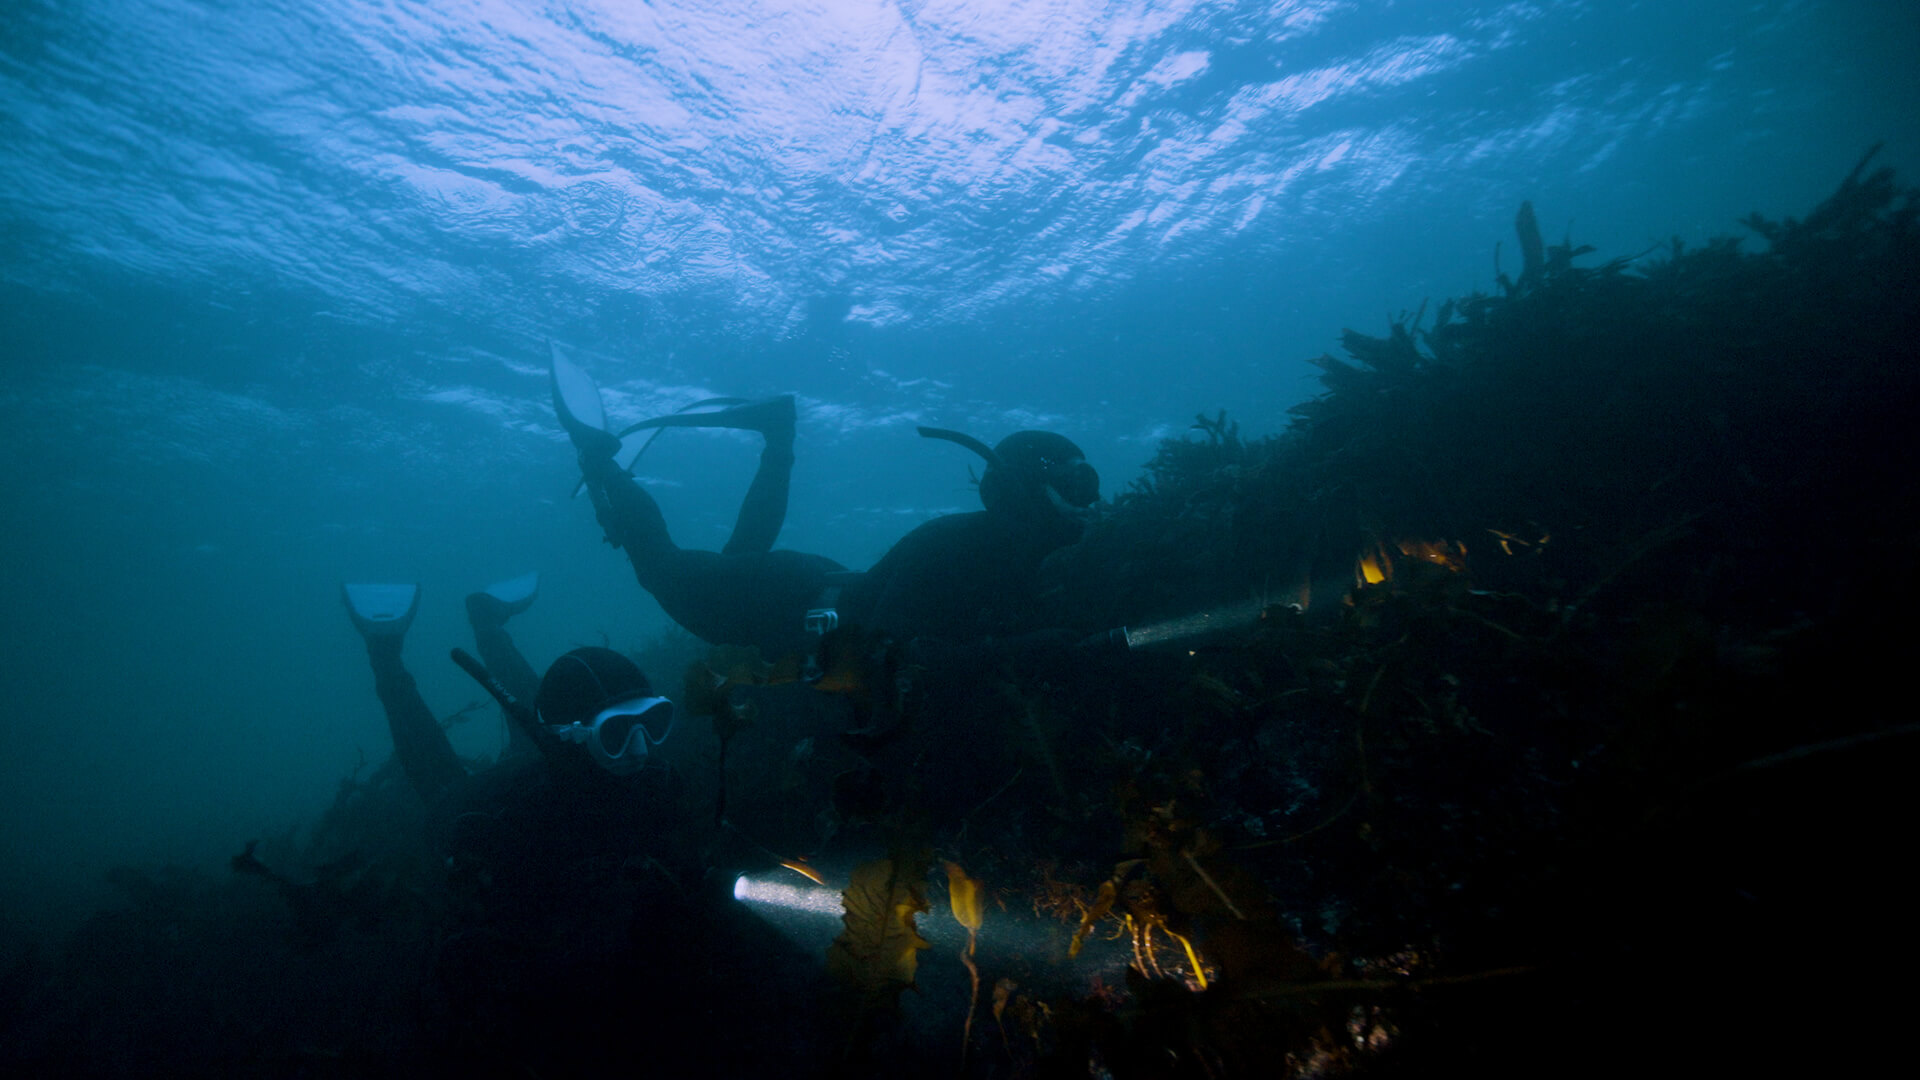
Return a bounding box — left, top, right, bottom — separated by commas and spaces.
2, 0, 1915, 937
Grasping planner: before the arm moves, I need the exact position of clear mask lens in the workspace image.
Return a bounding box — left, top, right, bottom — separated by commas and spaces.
551, 696, 675, 775
591, 696, 675, 753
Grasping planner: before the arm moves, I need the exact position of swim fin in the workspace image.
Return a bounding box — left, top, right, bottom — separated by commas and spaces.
549, 340, 609, 438
550, 341, 646, 495
466, 572, 538, 626
551, 343, 761, 497
482, 571, 538, 611
342, 583, 420, 639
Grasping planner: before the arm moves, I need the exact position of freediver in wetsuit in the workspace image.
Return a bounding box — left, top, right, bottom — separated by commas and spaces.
553, 344, 1101, 669
341, 576, 680, 805
333, 582, 820, 1074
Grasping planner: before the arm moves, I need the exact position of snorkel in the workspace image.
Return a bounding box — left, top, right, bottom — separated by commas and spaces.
451, 648, 574, 770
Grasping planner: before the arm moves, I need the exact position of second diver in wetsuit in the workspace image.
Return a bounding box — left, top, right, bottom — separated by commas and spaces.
333, 580, 823, 1074
342, 575, 679, 806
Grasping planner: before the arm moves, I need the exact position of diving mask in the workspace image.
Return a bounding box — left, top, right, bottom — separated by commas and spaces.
549, 695, 676, 776
1043, 457, 1099, 509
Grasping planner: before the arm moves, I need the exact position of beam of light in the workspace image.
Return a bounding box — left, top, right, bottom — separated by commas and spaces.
733, 870, 1152, 986
1118, 598, 1268, 650
733, 875, 844, 917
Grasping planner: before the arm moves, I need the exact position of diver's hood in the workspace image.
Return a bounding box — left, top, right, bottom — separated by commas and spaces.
918, 426, 1100, 524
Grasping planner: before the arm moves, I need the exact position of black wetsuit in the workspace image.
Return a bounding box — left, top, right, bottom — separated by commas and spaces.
581, 434, 845, 659
362, 633, 468, 803
360, 590, 553, 798
467, 602, 541, 759
582, 427, 1091, 659
350, 619, 814, 1076
837, 508, 1082, 644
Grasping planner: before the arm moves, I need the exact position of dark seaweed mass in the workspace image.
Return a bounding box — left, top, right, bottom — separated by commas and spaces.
6, 150, 1917, 1078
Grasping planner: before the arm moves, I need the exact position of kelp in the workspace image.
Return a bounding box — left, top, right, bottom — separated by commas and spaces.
973, 151, 1920, 1077
826, 852, 933, 1015
944, 861, 986, 1068
1059, 146, 1920, 641
598, 160, 1902, 1075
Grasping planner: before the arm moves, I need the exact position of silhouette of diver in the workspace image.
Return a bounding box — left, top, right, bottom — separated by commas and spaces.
551, 343, 1101, 673
326, 578, 817, 1073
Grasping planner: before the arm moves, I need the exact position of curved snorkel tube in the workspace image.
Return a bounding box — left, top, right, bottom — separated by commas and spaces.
449, 648, 600, 785
917, 426, 1003, 470
450, 649, 550, 751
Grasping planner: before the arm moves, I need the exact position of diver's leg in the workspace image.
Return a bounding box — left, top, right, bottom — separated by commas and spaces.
615, 396, 798, 556
577, 437, 685, 595
466, 576, 542, 759
554, 345, 699, 602
722, 396, 796, 556
567, 395, 813, 648
361, 632, 466, 803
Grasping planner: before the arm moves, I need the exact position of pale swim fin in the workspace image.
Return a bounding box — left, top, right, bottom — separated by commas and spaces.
613, 397, 770, 438
467, 571, 538, 625
482, 571, 538, 611
551, 341, 652, 497
549, 340, 608, 436
603, 399, 761, 480
551, 342, 747, 496
342, 583, 420, 639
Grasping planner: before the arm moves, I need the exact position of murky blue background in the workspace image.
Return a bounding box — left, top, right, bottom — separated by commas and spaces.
3, 0, 1915, 938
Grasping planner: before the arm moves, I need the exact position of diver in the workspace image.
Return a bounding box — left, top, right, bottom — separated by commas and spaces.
340, 575, 686, 938
551, 344, 1101, 670
335, 579, 818, 1073
340, 575, 677, 805
552, 348, 1111, 849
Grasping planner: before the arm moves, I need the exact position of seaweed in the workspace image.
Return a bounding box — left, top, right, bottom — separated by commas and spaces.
1006, 151, 1920, 1076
